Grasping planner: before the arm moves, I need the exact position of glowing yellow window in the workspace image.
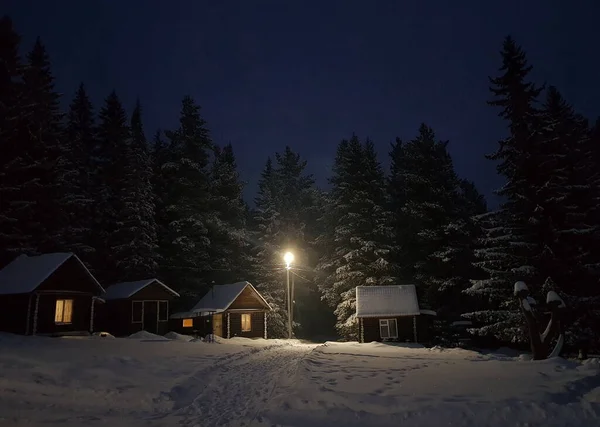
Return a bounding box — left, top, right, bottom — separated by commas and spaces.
241, 314, 251, 332
55, 299, 73, 324
182, 318, 193, 328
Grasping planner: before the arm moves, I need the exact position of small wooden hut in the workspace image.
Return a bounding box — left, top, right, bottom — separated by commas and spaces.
170, 281, 271, 339
0, 253, 105, 336
99, 279, 179, 336
356, 285, 436, 344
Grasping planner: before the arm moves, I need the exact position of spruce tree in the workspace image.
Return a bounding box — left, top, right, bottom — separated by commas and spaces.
60, 83, 96, 260
0, 16, 30, 262
388, 124, 475, 311
19, 38, 65, 254
111, 100, 158, 280
206, 143, 251, 284
317, 135, 396, 339
158, 96, 213, 296
94, 91, 130, 283
464, 37, 543, 342
253, 148, 318, 338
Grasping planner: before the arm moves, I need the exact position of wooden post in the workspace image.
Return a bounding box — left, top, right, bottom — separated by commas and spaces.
413, 316, 418, 343
32, 294, 40, 335
360, 318, 364, 343
227, 312, 231, 339
90, 297, 95, 333
25, 294, 33, 335
264, 312, 268, 339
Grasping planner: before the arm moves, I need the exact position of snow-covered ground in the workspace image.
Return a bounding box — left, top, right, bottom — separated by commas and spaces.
0, 333, 598, 427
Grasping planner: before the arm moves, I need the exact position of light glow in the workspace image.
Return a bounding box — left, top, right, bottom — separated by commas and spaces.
283, 251, 294, 269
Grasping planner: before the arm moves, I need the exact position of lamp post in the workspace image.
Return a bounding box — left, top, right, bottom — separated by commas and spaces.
283, 251, 294, 339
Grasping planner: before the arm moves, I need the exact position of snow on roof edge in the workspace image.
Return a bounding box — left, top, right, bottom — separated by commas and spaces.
103, 278, 179, 300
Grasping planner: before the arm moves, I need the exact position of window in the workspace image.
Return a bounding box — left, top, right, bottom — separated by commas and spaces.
379, 319, 398, 339
159, 301, 168, 321
241, 313, 252, 332
55, 299, 73, 324
132, 301, 143, 323
182, 319, 193, 328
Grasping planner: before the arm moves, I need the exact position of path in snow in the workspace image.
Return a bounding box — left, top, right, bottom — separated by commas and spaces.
155, 341, 317, 427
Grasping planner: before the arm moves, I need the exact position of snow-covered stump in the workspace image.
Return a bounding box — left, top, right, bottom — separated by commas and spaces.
514, 281, 566, 360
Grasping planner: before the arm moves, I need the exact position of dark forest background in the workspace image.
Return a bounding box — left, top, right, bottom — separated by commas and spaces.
1, 16, 599, 349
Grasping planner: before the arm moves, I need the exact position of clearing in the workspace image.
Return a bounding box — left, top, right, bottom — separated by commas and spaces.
0, 333, 598, 426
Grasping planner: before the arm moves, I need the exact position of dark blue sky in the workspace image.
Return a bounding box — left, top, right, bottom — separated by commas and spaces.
6, 1, 600, 206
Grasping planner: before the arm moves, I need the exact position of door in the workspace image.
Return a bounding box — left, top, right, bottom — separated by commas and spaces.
143, 301, 158, 334
212, 313, 223, 337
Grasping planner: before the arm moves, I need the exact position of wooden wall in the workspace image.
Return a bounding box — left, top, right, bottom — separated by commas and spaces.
228, 287, 267, 310
35, 293, 93, 335
362, 316, 417, 343
228, 311, 265, 338
0, 294, 30, 334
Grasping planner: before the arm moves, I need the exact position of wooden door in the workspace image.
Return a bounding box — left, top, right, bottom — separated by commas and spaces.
212, 313, 223, 337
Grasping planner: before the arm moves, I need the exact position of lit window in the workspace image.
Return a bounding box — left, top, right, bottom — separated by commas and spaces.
379, 319, 398, 339
55, 299, 73, 324
183, 318, 193, 328
241, 313, 251, 332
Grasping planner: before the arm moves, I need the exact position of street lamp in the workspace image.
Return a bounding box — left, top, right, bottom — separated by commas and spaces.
283, 251, 294, 339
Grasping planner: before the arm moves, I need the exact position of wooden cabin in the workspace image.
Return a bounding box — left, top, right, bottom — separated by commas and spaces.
99, 279, 179, 336
356, 285, 436, 344
0, 253, 105, 336
170, 281, 271, 339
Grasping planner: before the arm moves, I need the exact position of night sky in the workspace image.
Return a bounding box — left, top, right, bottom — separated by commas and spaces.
6, 1, 600, 206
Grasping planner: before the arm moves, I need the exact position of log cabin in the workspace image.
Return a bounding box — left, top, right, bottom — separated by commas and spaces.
0, 253, 105, 336
170, 281, 271, 339
356, 285, 436, 344
98, 278, 179, 336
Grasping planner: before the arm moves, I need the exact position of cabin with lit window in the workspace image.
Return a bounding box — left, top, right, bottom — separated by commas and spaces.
0, 253, 105, 336
170, 281, 271, 339
356, 285, 436, 344
98, 279, 179, 336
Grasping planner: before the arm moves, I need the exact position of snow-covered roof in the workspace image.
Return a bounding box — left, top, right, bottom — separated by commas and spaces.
190, 281, 271, 313
0, 252, 104, 295
103, 279, 180, 300
356, 285, 421, 317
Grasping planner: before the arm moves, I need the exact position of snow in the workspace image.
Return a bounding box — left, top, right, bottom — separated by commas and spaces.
0, 334, 598, 427
356, 285, 421, 317
127, 330, 170, 341
164, 331, 194, 342
547, 291, 566, 307
514, 280, 528, 296
0, 252, 104, 295
190, 281, 271, 312
103, 278, 179, 300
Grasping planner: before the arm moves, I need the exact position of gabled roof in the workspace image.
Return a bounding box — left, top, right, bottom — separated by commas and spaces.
103, 278, 180, 300
0, 252, 105, 295
190, 281, 271, 313
356, 285, 421, 317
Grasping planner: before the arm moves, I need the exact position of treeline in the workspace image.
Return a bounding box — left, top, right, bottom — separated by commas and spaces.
1, 16, 598, 348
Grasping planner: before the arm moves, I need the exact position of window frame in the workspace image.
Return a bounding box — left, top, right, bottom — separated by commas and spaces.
379, 318, 398, 339
54, 299, 74, 325
132, 301, 143, 323
241, 313, 252, 332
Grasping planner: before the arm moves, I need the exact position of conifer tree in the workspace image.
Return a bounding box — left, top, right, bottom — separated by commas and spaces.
465, 37, 543, 342
158, 96, 213, 295
94, 91, 130, 283
60, 83, 96, 260
253, 148, 317, 337
0, 16, 29, 261
111, 100, 158, 280
206, 143, 251, 284
19, 38, 65, 254
317, 135, 395, 339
